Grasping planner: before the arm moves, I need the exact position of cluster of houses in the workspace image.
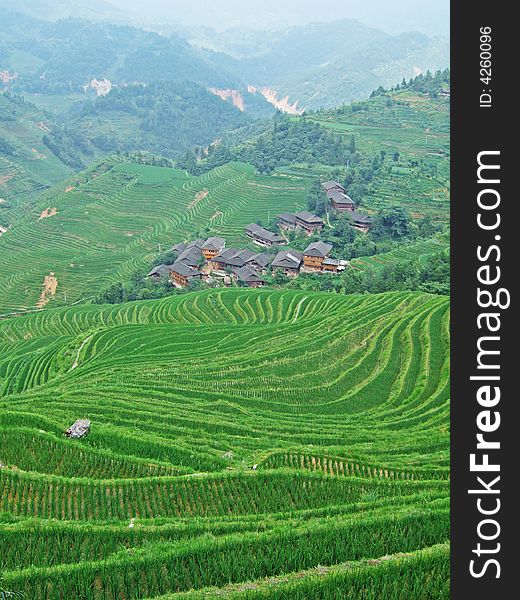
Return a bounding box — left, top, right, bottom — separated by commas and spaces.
148, 233, 347, 289
147, 180, 369, 288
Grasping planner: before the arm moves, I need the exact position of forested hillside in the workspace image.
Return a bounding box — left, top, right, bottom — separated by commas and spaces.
0, 12, 239, 94
67, 81, 275, 157
0, 12, 448, 113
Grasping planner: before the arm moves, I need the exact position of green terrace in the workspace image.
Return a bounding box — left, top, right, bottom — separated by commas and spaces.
0, 287, 449, 599
0, 161, 309, 313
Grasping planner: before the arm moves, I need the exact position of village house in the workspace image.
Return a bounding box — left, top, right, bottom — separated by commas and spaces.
209, 248, 253, 271
171, 242, 187, 254
322, 181, 355, 212
322, 258, 342, 273
201, 236, 226, 259
147, 264, 173, 282
277, 211, 324, 235
278, 212, 298, 232
294, 211, 324, 235
169, 262, 202, 288
350, 211, 373, 233
329, 189, 355, 212
322, 181, 346, 194
171, 239, 204, 255
302, 241, 333, 271
245, 223, 284, 247
209, 248, 274, 274
176, 244, 203, 268
245, 252, 273, 274
233, 266, 265, 288
271, 249, 303, 277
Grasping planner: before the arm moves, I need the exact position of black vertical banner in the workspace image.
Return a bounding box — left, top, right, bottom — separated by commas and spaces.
451, 2, 514, 599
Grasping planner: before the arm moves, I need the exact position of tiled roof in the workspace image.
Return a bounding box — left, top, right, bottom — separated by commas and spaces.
234, 266, 265, 283
303, 241, 333, 258
295, 211, 324, 224
171, 262, 201, 277
272, 249, 303, 269
278, 212, 297, 223
246, 223, 284, 243
147, 264, 173, 277
328, 189, 354, 204
322, 180, 344, 191
202, 236, 226, 250
351, 211, 373, 224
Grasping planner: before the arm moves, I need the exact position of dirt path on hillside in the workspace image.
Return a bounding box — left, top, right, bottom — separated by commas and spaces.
71, 334, 94, 370
37, 273, 58, 308
38, 207, 58, 220
188, 189, 209, 210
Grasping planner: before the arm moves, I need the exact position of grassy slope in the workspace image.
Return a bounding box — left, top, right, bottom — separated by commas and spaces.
0, 160, 309, 313
0, 288, 449, 598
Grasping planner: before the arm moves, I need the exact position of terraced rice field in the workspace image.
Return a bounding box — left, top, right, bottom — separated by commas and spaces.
0, 288, 450, 598
0, 160, 308, 313
351, 236, 449, 271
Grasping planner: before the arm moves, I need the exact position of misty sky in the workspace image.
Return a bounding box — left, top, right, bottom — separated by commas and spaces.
109, 0, 449, 36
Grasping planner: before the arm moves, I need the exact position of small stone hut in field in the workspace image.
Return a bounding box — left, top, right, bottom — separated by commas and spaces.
65, 419, 91, 439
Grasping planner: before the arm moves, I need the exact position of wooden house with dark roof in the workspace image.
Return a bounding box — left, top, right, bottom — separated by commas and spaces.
169, 261, 202, 288
245, 252, 274, 273
350, 211, 373, 233
322, 258, 341, 273
278, 212, 298, 231
171, 242, 187, 255
209, 248, 255, 271
271, 249, 303, 277
201, 236, 226, 259
176, 244, 203, 268
322, 181, 346, 194
233, 266, 265, 288
328, 190, 355, 212
147, 264, 174, 282
208, 248, 239, 270
294, 211, 324, 235
302, 241, 333, 271
245, 223, 284, 247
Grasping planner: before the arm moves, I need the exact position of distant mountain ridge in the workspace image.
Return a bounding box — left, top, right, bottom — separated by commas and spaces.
0, 0, 124, 22
192, 19, 449, 109
0, 12, 244, 93
0, 10, 448, 113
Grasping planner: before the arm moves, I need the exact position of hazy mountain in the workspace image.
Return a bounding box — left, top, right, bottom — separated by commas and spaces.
196, 19, 449, 110
0, 0, 124, 22
0, 12, 243, 93
0, 8, 448, 114
108, 0, 449, 37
